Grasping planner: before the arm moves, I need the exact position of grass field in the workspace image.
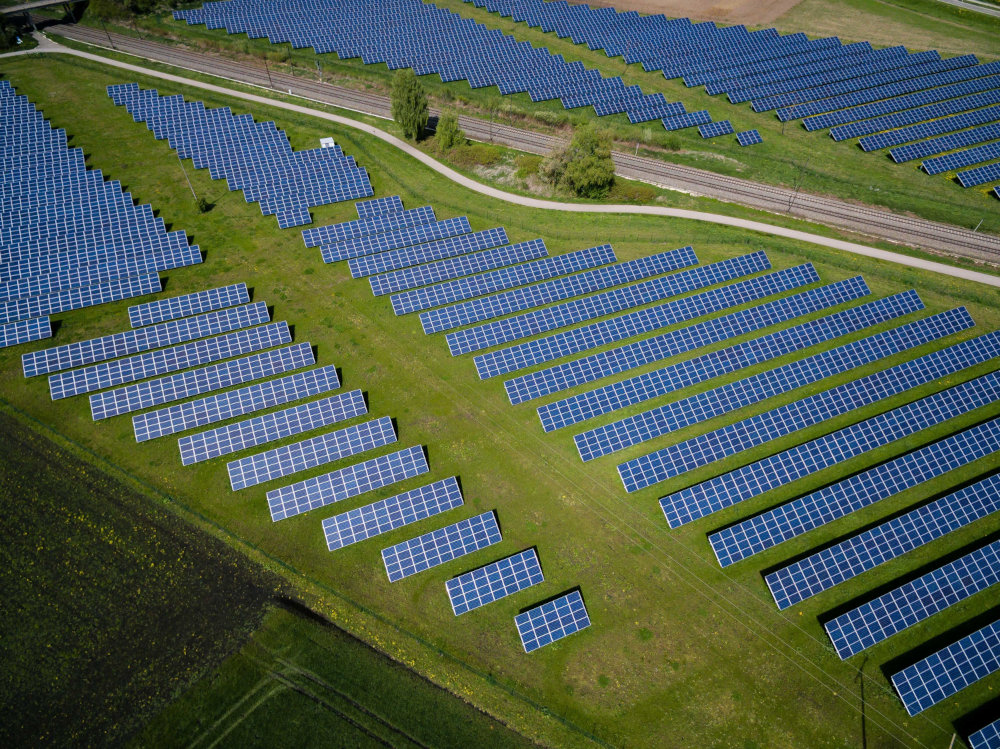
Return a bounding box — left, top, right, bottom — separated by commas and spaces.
68, 1, 1000, 239
3, 53, 1000, 747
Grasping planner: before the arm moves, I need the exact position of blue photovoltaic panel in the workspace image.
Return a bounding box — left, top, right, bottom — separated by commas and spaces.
969, 719, 1000, 749
301, 204, 435, 247
128, 283, 249, 328
449, 250, 771, 357
268, 445, 429, 522
0, 316, 51, 349
709, 415, 1000, 568
825, 540, 1000, 659
698, 120, 734, 138
447, 549, 544, 615
477, 263, 819, 380
506, 275, 865, 405
736, 129, 763, 146
179, 389, 366, 465
616, 302, 968, 481
390, 243, 612, 314
672, 366, 1000, 531
91, 342, 314, 421
891, 618, 1000, 716
134, 364, 340, 442
0, 272, 160, 325
767, 473, 1000, 612
228, 415, 396, 490
568, 293, 923, 444
23, 302, 270, 378
381, 511, 501, 582
355, 195, 404, 219
653, 329, 1000, 503
322, 476, 464, 550
373, 239, 549, 298
321, 217, 472, 264
421, 246, 683, 334
515, 590, 591, 653
348, 227, 509, 278
49, 321, 291, 400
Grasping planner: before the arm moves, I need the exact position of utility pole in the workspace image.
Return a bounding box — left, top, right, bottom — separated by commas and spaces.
177, 153, 197, 201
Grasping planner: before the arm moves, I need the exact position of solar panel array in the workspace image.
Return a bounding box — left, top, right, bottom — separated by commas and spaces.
227, 415, 396, 491
825, 540, 1000, 659
891, 618, 1000, 716
322, 476, 464, 550
179, 389, 366, 465
0, 81, 200, 342
267, 445, 429, 522
653, 329, 1000, 508
969, 719, 1000, 749
128, 283, 249, 328
580, 291, 936, 466
23, 301, 270, 377
515, 590, 591, 653
90, 341, 314, 420
766, 473, 1000, 613
446, 549, 544, 615
108, 83, 372, 228
133, 363, 340, 442
709, 415, 1000, 567
381, 511, 501, 582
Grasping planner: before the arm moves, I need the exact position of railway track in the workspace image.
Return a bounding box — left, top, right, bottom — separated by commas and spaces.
41, 20, 1000, 264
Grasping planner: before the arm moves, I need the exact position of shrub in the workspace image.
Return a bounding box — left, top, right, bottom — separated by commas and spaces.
390, 69, 429, 140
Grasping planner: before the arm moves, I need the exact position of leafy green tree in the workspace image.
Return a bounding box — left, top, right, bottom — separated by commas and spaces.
540, 124, 615, 198
390, 69, 429, 141
434, 112, 465, 151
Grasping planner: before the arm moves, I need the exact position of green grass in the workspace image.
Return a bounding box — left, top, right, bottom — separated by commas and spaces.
4, 54, 1000, 747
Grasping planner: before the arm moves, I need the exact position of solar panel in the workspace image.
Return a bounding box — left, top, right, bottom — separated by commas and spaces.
375, 239, 549, 299
449, 250, 769, 357
127, 283, 251, 328
179, 389, 366, 465
0, 272, 160, 326
268, 445, 429, 522
228, 415, 396, 490
0, 316, 51, 349
515, 590, 591, 653
390, 243, 611, 314
381, 511, 501, 582
736, 129, 763, 146
698, 120, 734, 138
134, 364, 340, 442
91, 342, 314, 421
322, 476, 463, 550
49, 321, 291, 400
24, 302, 270, 378
420, 246, 684, 334
653, 329, 1000, 503
969, 719, 1000, 749
321, 217, 472, 264
891, 618, 1000, 716
766, 472, 1000, 611
578, 291, 935, 463
708, 415, 1000, 567
355, 195, 404, 219
447, 549, 544, 615
476, 263, 819, 380
672, 365, 1000, 530
348, 227, 509, 278
825, 540, 1000, 659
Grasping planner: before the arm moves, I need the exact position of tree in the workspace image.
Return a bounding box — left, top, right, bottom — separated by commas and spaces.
390, 69, 429, 141
434, 112, 465, 151
540, 124, 615, 198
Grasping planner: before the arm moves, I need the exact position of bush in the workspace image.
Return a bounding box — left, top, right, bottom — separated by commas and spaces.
391, 69, 429, 141
434, 112, 465, 152
540, 124, 615, 198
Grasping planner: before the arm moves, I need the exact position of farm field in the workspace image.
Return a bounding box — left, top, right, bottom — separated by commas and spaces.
2, 48, 1000, 748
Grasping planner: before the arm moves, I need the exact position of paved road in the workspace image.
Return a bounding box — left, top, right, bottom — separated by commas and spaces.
17, 32, 1000, 290
35, 20, 1000, 265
